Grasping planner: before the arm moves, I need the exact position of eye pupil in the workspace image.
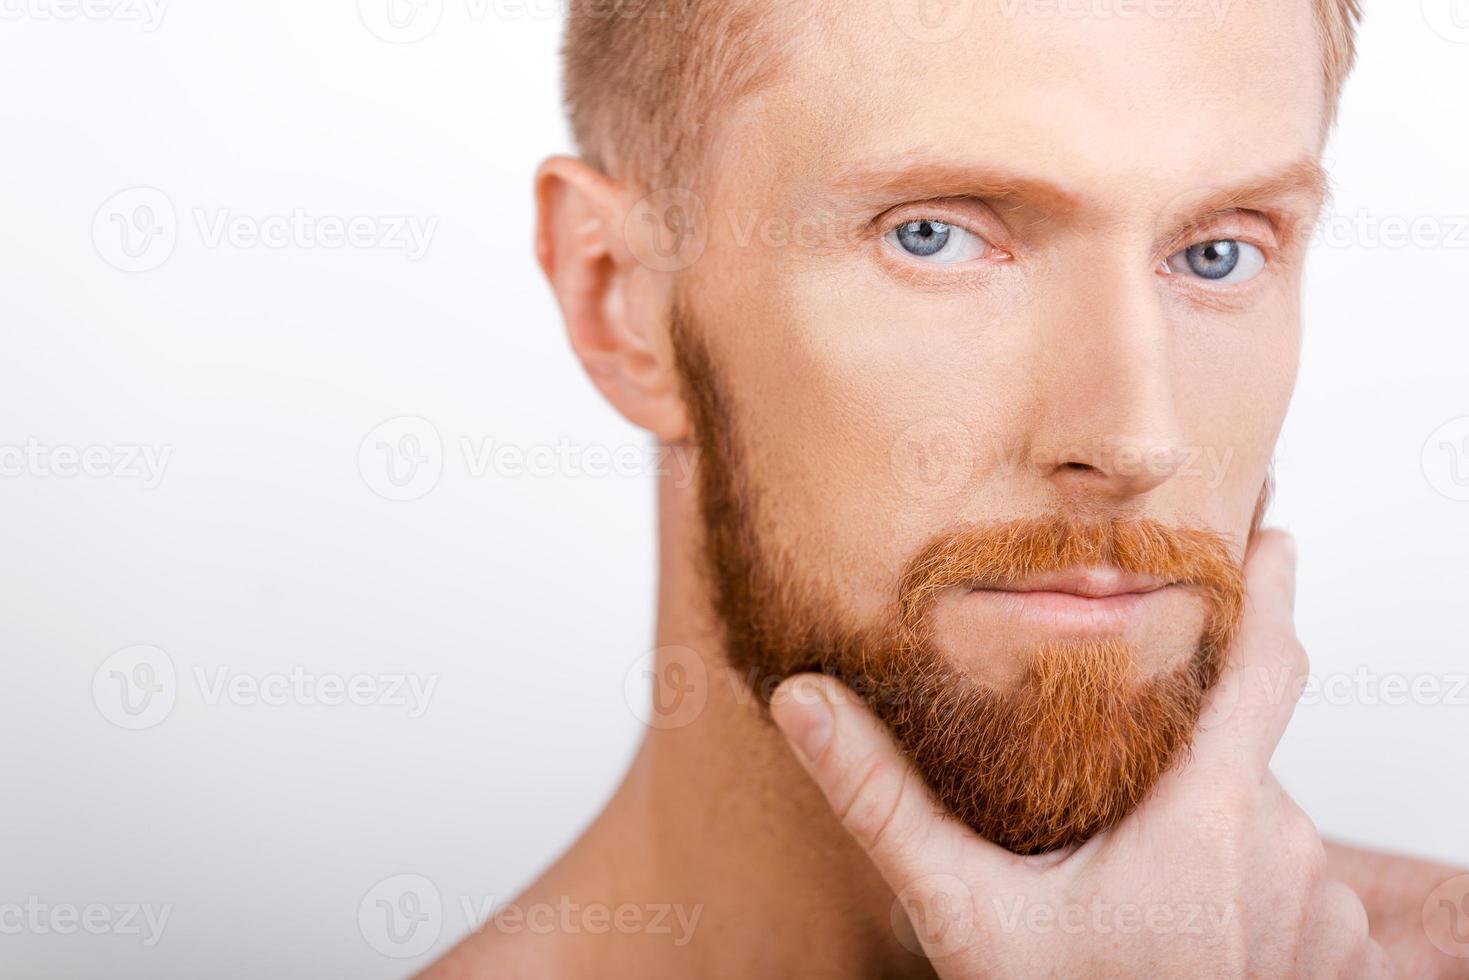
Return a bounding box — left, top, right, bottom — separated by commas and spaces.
1185, 239, 1241, 280
896, 219, 952, 257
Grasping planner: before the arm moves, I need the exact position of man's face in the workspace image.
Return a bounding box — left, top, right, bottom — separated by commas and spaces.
674, 0, 1325, 677
661, 0, 1329, 848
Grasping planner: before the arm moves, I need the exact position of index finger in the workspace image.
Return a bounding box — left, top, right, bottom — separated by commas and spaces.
768, 674, 1018, 894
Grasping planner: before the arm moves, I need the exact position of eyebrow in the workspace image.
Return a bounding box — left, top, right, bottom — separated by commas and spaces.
1191, 157, 1331, 214
812, 152, 1330, 220
821, 155, 1081, 212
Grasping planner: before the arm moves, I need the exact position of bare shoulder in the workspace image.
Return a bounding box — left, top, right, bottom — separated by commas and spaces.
1325, 839, 1469, 979
414, 924, 571, 980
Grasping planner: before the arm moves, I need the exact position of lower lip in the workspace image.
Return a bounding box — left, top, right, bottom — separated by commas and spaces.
965, 587, 1173, 633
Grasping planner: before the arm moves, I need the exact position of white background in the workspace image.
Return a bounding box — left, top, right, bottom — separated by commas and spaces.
1, 1, 1466, 977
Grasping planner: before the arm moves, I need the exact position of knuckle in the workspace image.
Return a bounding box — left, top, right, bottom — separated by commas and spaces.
838, 756, 909, 853
1320, 880, 1370, 939
1282, 635, 1310, 680
1279, 805, 1326, 880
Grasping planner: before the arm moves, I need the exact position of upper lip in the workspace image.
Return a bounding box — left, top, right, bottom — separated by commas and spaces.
972, 567, 1172, 599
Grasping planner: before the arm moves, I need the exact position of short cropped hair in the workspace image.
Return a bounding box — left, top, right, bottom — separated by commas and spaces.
563, 0, 1362, 191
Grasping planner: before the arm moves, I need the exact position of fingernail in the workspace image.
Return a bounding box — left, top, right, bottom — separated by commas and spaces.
772, 677, 833, 762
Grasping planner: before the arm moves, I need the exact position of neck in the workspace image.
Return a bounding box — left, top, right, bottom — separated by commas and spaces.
466, 478, 936, 980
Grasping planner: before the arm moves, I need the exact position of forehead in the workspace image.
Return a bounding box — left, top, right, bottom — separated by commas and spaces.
710, 0, 1326, 209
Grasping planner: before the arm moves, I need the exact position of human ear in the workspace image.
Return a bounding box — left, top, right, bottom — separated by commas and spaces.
533, 155, 690, 443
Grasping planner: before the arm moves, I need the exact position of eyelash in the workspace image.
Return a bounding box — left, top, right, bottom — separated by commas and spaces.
875, 206, 1280, 292
877, 206, 1011, 269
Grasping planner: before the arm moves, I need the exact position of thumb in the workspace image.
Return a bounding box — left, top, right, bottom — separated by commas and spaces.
769, 673, 1001, 895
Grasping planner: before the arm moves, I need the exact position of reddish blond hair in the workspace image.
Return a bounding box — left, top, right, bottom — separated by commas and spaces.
563, 0, 1363, 189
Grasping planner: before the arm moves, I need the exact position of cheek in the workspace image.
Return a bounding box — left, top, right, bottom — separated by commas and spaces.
701, 261, 1023, 622
1166, 285, 1301, 531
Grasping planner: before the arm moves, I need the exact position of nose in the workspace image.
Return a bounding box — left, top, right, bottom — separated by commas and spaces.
1020, 265, 1187, 502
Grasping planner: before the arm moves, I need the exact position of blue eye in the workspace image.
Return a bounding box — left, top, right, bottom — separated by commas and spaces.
886, 219, 988, 263
1164, 239, 1265, 284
